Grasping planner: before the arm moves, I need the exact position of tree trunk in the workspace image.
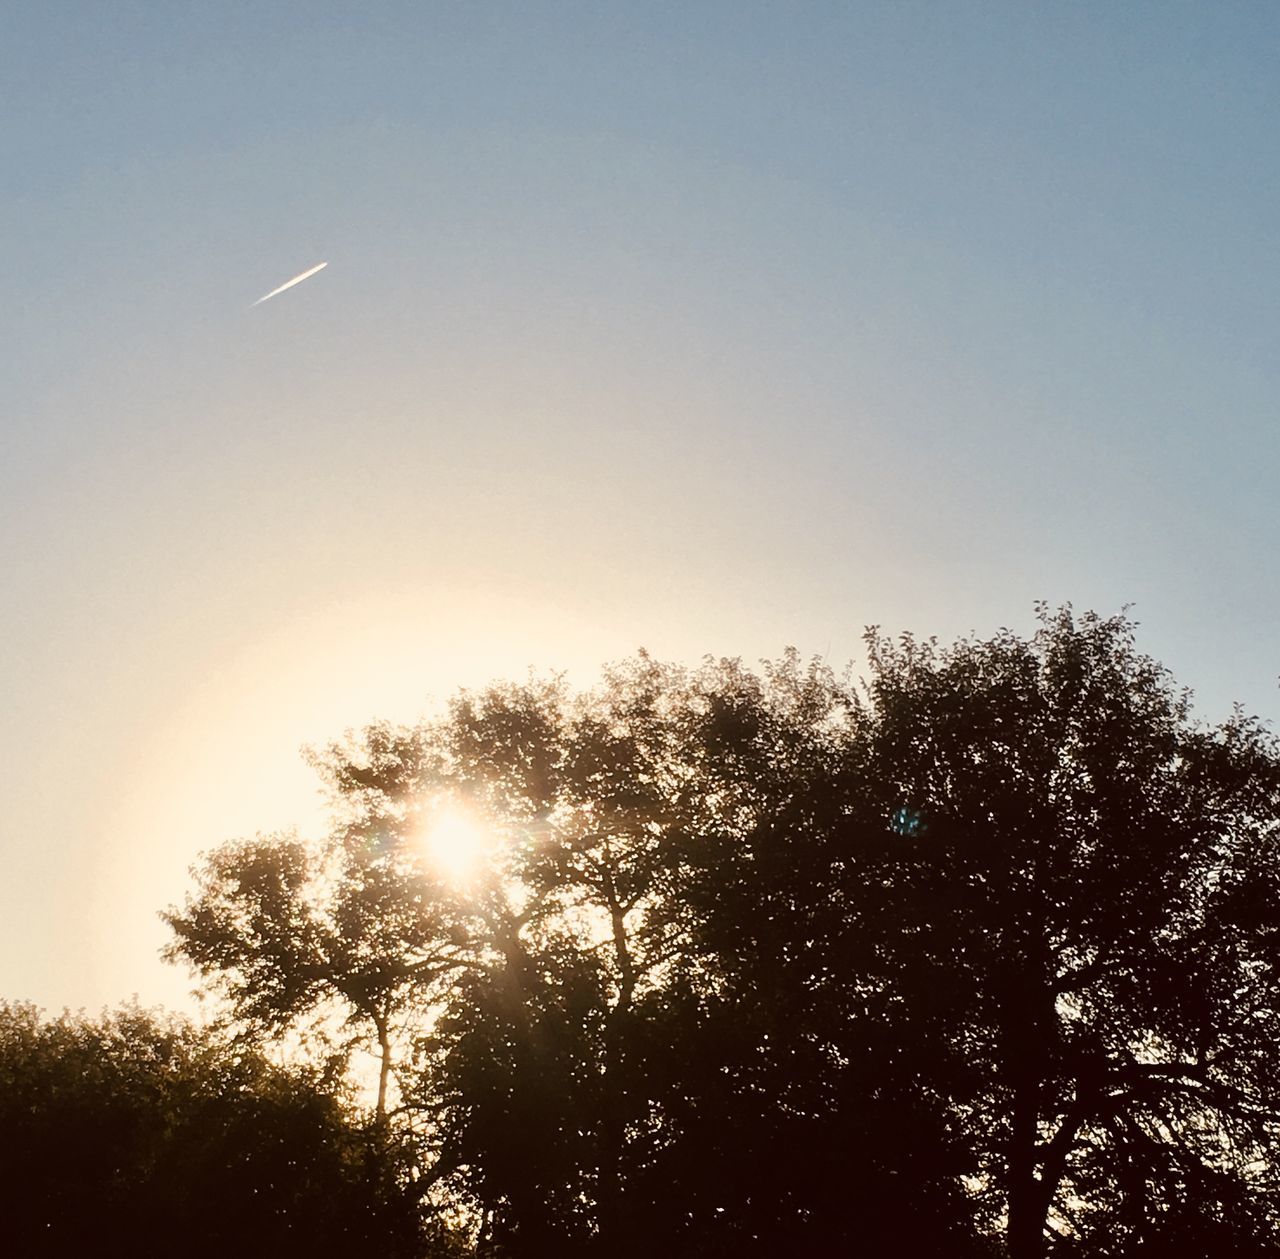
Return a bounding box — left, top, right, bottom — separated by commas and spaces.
1006, 958, 1055, 1259
599, 866, 637, 1252
1033, 1090, 1090, 1241
1007, 1071, 1043, 1259
373, 1008, 392, 1124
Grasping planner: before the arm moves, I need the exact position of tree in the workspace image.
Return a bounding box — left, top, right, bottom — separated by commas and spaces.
0, 1001, 434, 1257
309, 652, 991, 1254
846, 606, 1280, 1256
163, 608, 1280, 1255
642, 651, 991, 1256
162, 747, 476, 1122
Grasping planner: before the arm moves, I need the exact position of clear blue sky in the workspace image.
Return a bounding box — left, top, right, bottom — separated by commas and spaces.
3, 2, 1277, 1013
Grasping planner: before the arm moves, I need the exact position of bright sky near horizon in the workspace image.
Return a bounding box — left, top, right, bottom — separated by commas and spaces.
3, 3, 1277, 1015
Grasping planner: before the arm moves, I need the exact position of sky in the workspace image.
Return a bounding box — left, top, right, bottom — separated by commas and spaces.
3, 2, 1278, 1014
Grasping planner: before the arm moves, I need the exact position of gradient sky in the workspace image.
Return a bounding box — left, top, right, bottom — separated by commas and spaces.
3, 2, 1278, 1014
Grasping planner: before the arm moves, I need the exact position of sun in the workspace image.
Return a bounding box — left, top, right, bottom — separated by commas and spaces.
415, 799, 491, 885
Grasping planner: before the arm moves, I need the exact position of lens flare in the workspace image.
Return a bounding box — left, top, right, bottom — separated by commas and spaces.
416, 800, 490, 884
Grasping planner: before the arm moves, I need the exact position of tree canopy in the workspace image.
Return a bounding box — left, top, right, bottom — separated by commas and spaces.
161, 607, 1280, 1256
0, 1001, 431, 1257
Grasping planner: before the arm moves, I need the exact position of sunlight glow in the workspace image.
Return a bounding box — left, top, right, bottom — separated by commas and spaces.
415, 799, 491, 885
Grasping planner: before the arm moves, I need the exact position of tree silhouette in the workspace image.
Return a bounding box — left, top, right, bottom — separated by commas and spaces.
162, 744, 476, 1123
0, 1001, 433, 1257
848, 607, 1280, 1255
161, 608, 1280, 1255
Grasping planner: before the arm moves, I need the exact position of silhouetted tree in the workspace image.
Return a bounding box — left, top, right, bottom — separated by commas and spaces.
329, 654, 988, 1254
0, 1001, 434, 1257
845, 607, 1280, 1256
162, 608, 1280, 1256
644, 652, 989, 1256
162, 768, 475, 1121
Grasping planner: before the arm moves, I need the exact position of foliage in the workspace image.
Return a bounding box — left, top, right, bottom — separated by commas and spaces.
160, 608, 1280, 1256
848, 607, 1280, 1255
0, 1001, 435, 1257
161, 817, 472, 1120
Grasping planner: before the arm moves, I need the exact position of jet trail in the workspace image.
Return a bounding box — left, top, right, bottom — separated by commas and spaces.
251, 261, 328, 307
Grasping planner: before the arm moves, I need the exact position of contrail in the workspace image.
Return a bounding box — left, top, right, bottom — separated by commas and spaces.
250, 261, 328, 307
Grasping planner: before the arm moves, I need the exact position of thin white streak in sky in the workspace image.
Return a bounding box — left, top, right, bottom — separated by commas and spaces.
250, 261, 328, 307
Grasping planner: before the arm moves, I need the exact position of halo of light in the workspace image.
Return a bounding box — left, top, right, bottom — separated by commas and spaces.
416, 799, 490, 885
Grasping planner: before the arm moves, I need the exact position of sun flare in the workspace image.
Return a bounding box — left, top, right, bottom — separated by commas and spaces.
416, 800, 491, 884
